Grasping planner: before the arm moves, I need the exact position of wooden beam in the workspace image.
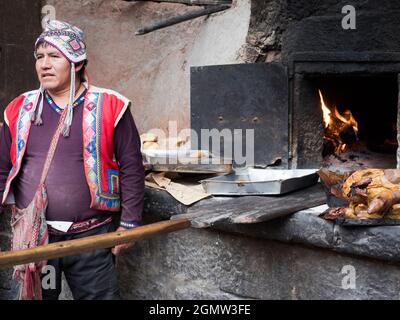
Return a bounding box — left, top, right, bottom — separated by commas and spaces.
171, 184, 327, 227
124, 0, 231, 6
135, 4, 230, 35
0, 218, 190, 269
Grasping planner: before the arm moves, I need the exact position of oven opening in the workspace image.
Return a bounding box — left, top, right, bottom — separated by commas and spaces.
311, 75, 398, 170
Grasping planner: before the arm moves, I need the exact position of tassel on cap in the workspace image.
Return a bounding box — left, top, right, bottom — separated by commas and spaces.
61, 63, 75, 137
30, 84, 44, 125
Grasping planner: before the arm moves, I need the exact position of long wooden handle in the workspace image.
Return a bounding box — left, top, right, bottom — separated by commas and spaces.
0, 218, 190, 269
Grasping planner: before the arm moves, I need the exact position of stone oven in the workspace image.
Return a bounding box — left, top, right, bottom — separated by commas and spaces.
192, 1, 400, 173
191, 54, 400, 171
290, 52, 400, 170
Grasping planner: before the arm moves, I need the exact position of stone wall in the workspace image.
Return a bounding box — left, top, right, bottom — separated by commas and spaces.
45, 0, 251, 134
117, 227, 400, 300
56, 224, 400, 300
4, 204, 400, 300
246, 0, 400, 63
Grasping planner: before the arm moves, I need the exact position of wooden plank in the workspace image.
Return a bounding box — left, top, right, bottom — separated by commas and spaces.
230, 184, 326, 224
0, 219, 190, 269
170, 197, 230, 221
190, 212, 234, 228
171, 184, 327, 227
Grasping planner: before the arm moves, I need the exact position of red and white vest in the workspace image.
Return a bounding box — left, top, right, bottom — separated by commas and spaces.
2, 83, 131, 212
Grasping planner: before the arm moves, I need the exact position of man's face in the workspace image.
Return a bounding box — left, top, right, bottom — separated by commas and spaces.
35, 43, 71, 91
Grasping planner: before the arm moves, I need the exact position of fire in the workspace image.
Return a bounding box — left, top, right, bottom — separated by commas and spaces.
336, 109, 358, 134
319, 90, 359, 155
319, 90, 331, 128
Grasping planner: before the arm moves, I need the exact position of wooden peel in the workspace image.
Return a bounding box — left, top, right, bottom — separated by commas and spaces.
0, 218, 190, 269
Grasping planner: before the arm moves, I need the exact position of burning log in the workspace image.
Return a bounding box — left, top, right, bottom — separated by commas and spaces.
319, 90, 359, 156
339, 124, 357, 146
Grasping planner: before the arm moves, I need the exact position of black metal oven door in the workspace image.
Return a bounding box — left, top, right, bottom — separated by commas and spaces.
190, 63, 289, 168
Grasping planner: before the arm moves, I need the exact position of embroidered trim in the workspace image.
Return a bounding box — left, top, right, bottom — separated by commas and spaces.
107, 169, 120, 194
83, 92, 120, 211
42, 30, 79, 39
2, 94, 34, 203
45, 90, 86, 114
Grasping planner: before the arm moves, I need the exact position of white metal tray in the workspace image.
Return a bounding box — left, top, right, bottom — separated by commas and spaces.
200, 168, 319, 195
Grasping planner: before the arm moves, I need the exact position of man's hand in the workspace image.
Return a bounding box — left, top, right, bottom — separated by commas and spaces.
111, 226, 136, 256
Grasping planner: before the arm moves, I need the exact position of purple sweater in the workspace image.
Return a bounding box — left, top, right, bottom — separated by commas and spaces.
0, 91, 144, 227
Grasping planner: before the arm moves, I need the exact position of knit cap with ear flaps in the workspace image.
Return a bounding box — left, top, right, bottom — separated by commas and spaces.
35, 20, 87, 63
33, 20, 87, 137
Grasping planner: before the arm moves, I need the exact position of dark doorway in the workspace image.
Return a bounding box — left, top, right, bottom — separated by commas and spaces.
0, 0, 42, 122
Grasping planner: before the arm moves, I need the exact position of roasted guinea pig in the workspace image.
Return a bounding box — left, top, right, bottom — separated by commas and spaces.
319, 168, 400, 220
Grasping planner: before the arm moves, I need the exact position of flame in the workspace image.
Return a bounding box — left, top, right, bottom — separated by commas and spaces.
319, 90, 359, 155
344, 110, 358, 133
319, 90, 331, 128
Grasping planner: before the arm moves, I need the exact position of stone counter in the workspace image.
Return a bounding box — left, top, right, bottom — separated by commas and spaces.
2, 187, 400, 300
144, 187, 400, 264
115, 187, 400, 299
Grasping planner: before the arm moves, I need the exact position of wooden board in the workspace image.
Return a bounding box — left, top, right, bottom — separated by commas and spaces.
0, 219, 190, 269
171, 183, 327, 228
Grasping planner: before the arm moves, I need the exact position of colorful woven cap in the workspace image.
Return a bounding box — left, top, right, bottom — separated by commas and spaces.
35, 20, 87, 63
33, 20, 87, 137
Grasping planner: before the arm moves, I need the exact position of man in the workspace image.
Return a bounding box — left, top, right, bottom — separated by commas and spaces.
0, 20, 145, 299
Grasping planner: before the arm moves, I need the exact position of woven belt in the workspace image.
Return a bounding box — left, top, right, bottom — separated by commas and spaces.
48, 215, 113, 235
